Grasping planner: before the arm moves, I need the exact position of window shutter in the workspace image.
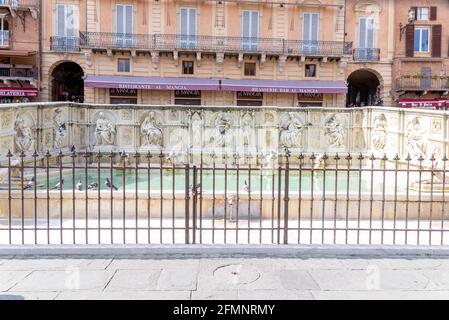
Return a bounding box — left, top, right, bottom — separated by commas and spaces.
367, 18, 374, 48
180, 8, 187, 35
56, 4, 65, 36
405, 24, 415, 57
189, 8, 196, 36
411, 7, 417, 20
125, 5, 133, 34
303, 13, 310, 40
311, 13, 319, 40
116, 5, 123, 33
242, 11, 250, 38
359, 18, 366, 48
251, 11, 259, 38
66, 5, 75, 37
432, 24, 442, 57
430, 7, 437, 20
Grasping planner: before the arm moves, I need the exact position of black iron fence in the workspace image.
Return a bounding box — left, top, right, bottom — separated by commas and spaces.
353, 48, 380, 61
0, 67, 37, 79
0, 150, 448, 246
79, 32, 353, 57
50, 36, 80, 52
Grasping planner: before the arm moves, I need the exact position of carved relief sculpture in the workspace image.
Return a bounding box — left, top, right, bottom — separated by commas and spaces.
324, 115, 345, 148
14, 116, 34, 153
241, 111, 253, 146
406, 117, 427, 158
210, 112, 231, 148
53, 108, 67, 149
279, 112, 305, 149
372, 113, 388, 151
141, 112, 163, 146
94, 112, 116, 146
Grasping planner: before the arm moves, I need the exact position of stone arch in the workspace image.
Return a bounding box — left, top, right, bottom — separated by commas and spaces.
48, 59, 85, 103
346, 68, 384, 107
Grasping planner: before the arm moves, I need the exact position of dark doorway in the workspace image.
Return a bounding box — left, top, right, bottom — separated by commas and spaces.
346, 70, 381, 107
51, 62, 84, 102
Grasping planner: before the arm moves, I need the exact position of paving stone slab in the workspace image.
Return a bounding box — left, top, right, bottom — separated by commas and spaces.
0, 258, 112, 271
107, 258, 200, 270
55, 290, 191, 300
11, 270, 115, 292
105, 269, 162, 291
309, 270, 372, 291
157, 267, 198, 291
0, 271, 32, 292
377, 270, 429, 290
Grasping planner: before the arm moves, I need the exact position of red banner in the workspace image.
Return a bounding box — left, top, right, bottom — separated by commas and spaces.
397, 98, 449, 108
0, 88, 38, 97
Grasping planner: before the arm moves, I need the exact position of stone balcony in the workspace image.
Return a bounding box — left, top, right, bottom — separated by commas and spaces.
0, 65, 37, 85
78, 32, 352, 62
396, 76, 449, 93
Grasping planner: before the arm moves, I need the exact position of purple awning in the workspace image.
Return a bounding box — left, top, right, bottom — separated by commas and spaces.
84, 75, 220, 91
221, 79, 347, 94
84, 75, 347, 94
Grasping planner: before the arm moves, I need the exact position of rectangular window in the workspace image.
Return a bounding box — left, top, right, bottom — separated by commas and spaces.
55, 3, 78, 50
416, 7, 429, 21
302, 12, 320, 54
180, 7, 197, 48
305, 64, 316, 77
117, 58, 130, 72
115, 4, 133, 47
244, 62, 256, 76
242, 10, 259, 50
182, 61, 194, 74
414, 27, 430, 52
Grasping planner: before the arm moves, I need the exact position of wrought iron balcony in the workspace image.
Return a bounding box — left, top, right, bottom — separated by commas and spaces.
80, 32, 353, 58
0, 0, 38, 9
50, 36, 80, 52
0, 66, 37, 80
396, 76, 449, 92
353, 48, 380, 61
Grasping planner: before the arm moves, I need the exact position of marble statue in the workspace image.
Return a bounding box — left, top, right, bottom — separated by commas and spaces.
325, 115, 345, 148
372, 113, 388, 151
279, 112, 305, 149
241, 112, 253, 147
94, 112, 116, 146
14, 116, 33, 153
406, 117, 427, 158
141, 112, 163, 146
210, 112, 231, 148
53, 108, 66, 149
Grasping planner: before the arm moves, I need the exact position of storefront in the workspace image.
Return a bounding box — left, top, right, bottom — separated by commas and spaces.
0, 87, 38, 103
297, 93, 324, 107
236, 91, 263, 106
109, 88, 137, 104
174, 90, 202, 105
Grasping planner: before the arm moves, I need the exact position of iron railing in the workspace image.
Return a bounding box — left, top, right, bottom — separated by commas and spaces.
353, 48, 380, 61
0, 0, 38, 8
396, 77, 449, 92
80, 32, 353, 57
50, 36, 80, 52
0, 67, 37, 79
0, 150, 448, 246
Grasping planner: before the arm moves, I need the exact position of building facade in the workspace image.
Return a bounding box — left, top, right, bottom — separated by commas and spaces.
0, 0, 39, 104
41, 0, 354, 107
393, 0, 449, 109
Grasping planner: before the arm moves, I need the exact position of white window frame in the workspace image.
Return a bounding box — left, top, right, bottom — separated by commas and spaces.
179, 7, 197, 48
416, 7, 429, 21
301, 12, 320, 54
241, 10, 260, 50
414, 26, 430, 53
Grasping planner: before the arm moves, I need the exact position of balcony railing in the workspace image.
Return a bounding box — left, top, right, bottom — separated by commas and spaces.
0, 30, 9, 48
353, 48, 380, 61
396, 76, 449, 92
50, 36, 80, 52
0, 66, 37, 79
80, 32, 353, 57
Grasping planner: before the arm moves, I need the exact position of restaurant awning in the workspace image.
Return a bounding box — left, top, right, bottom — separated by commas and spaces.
220, 79, 348, 94
84, 75, 220, 91
84, 75, 348, 94
398, 98, 449, 108
0, 87, 38, 97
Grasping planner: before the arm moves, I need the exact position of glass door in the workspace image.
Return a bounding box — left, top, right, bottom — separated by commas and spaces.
302, 13, 319, 55
180, 7, 197, 49
116, 4, 133, 48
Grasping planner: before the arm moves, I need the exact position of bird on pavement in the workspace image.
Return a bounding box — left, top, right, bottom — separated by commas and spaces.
105, 177, 118, 191
51, 179, 64, 190
23, 176, 35, 190
87, 182, 98, 191
70, 145, 76, 153
76, 180, 82, 191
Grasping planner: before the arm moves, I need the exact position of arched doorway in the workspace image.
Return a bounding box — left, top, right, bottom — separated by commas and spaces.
51, 62, 84, 102
346, 69, 382, 107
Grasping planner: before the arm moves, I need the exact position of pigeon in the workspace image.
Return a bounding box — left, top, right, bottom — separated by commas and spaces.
23, 176, 35, 190
70, 145, 76, 153
51, 178, 64, 190
87, 182, 98, 190
76, 180, 82, 191
243, 180, 250, 193
105, 177, 118, 191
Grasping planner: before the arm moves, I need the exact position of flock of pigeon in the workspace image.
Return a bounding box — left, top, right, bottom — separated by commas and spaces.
22, 176, 118, 191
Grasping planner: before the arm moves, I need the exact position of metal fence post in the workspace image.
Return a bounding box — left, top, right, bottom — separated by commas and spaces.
184, 163, 190, 244
192, 165, 198, 244
283, 150, 290, 245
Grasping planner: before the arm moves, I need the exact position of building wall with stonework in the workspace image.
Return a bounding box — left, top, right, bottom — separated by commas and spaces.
41, 0, 351, 107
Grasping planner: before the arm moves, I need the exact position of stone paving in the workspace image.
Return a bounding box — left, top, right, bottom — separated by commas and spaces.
0, 256, 449, 300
